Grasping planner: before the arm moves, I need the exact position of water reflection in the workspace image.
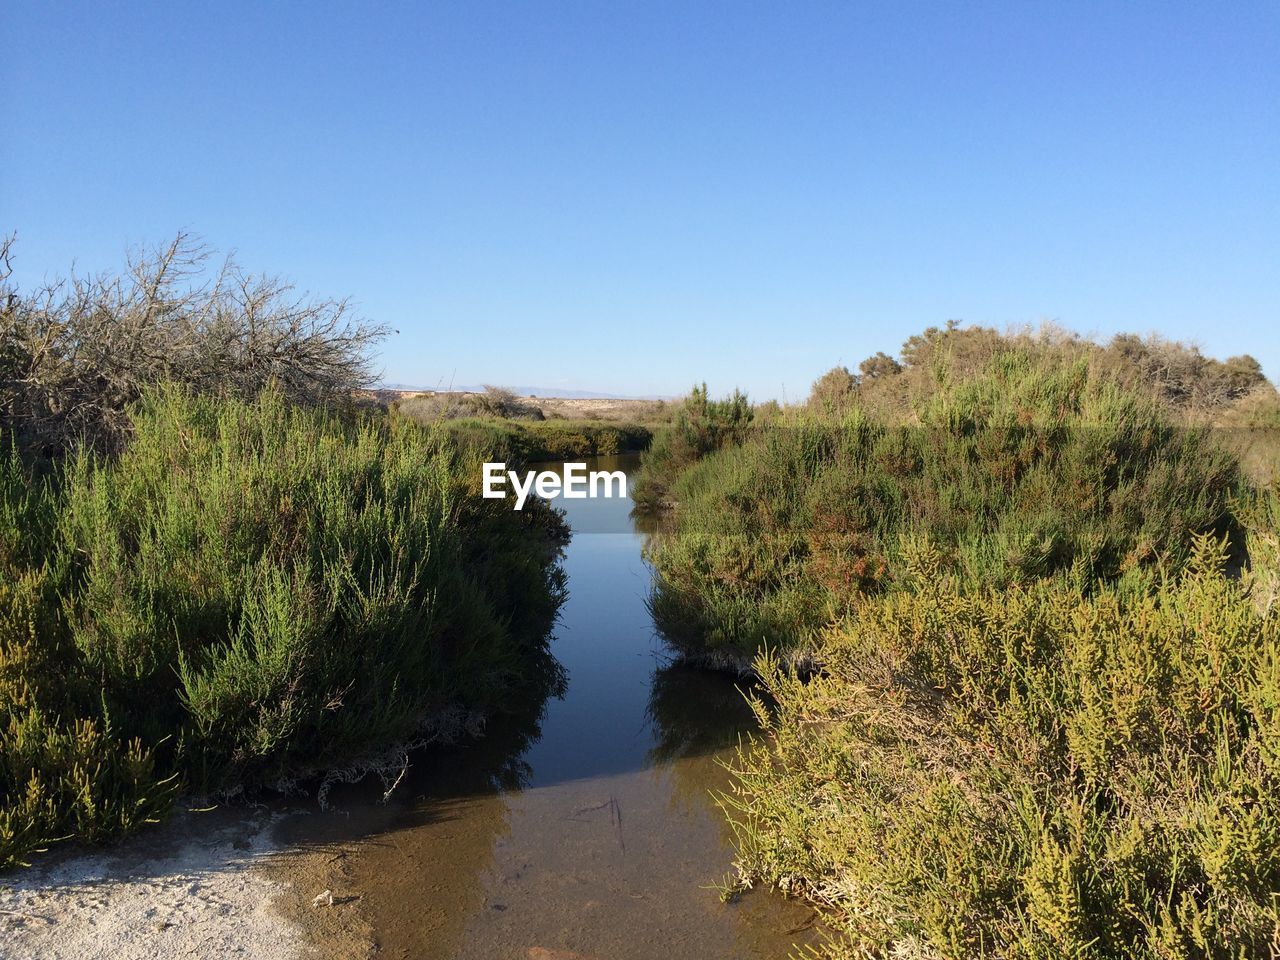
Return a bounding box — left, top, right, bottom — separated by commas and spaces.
644, 663, 755, 765
296, 454, 824, 959
456, 646, 568, 793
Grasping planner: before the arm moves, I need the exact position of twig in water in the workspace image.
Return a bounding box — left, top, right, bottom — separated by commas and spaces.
381, 753, 410, 803
566, 795, 626, 852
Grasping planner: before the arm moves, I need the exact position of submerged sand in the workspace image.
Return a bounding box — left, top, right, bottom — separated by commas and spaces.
0, 781, 824, 960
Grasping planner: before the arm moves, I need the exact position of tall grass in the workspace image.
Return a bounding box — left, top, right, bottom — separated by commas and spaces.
644, 354, 1242, 662
630, 383, 752, 512
0, 386, 567, 867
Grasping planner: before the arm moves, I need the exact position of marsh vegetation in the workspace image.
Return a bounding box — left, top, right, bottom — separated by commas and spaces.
5, 235, 1280, 959
634, 324, 1280, 958
0, 240, 569, 869
393, 387, 663, 461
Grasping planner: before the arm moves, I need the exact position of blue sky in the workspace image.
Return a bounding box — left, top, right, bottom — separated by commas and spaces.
4, 2, 1277, 400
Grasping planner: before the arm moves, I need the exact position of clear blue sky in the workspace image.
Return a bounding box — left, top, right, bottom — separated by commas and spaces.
4, 2, 1277, 399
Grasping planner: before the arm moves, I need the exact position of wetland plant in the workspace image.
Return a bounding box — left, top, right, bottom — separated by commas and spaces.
0, 386, 568, 868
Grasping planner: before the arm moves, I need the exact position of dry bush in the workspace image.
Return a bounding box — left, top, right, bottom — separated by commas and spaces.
623, 398, 671, 422
807, 365, 857, 414
391, 392, 467, 421
856, 350, 901, 380
477, 385, 544, 419
393, 388, 545, 423
1101, 332, 1267, 409
0, 232, 388, 453
825, 322, 1269, 426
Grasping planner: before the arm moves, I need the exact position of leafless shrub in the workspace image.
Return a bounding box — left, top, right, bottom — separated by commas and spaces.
0, 232, 390, 453
1100, 333, 1266, 409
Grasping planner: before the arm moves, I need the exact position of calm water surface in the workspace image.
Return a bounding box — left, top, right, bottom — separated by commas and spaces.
294, 455, 822, 959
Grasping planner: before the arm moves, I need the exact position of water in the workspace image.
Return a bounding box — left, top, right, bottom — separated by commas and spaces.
291, 454, 821, 959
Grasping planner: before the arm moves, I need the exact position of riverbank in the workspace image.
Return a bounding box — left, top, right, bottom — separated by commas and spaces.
284, 455, 827, 959
0, 773, 824, 960
1, 454, 827, 960
0, 388, 568, 871
0, 810, 309, 960
631, 332, 1280, 957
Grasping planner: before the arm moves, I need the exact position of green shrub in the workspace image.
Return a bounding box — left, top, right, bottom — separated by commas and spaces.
631, 383, 753, 512
646, 354, 1242, 661
438, 417, 651, 462
0, 386, 567, 867
1238, 482, 1280, 616
722, 536, 1280, 958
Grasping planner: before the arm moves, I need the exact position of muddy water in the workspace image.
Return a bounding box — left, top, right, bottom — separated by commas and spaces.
288, 455, 821, 959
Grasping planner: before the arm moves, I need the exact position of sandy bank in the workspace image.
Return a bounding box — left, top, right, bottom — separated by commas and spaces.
0, 809, 313, 960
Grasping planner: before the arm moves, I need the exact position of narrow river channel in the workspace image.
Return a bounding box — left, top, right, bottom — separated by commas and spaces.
289, 454, 823, 959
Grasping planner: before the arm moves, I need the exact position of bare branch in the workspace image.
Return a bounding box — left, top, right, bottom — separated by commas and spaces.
1, 233, 390, 454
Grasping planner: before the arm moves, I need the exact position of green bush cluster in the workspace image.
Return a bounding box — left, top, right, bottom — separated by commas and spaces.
0, 387, 567, 867
644, 354, 1241, 662
722, 534, 1280, 958
630, 383, 752, 512
637, 331, 1280, 956
809, 322, 1269, 424
438, 417, 652, 462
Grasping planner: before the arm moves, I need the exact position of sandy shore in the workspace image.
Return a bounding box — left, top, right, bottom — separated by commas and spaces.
0, 809, 326, 960
0, 774, 821, 960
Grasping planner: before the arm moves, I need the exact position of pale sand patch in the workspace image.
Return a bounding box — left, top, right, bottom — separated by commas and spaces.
0, 809, 312, 960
